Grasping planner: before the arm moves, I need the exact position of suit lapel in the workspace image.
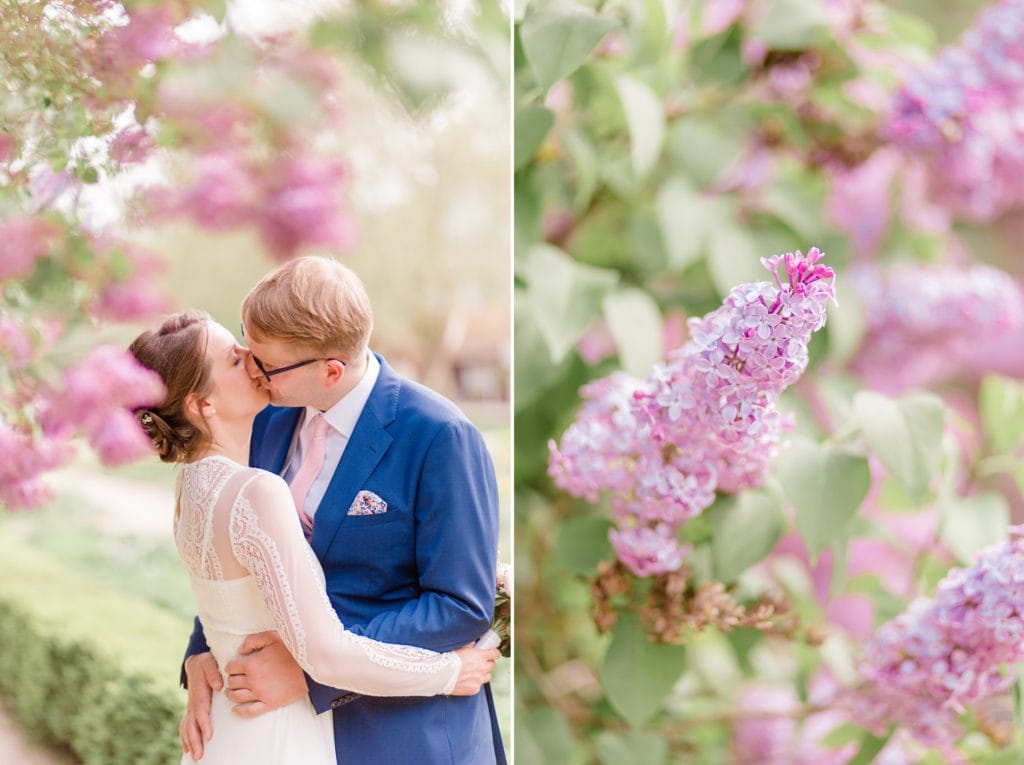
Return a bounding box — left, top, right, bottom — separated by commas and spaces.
310, 355, 401, 559
252, 406, 303, 474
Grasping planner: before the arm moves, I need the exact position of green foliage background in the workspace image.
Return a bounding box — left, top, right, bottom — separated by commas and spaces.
512, 0, 1024, 762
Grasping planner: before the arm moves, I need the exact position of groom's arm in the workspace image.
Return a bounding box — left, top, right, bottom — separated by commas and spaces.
180, 616, 211, 686
307, 418, 499, 712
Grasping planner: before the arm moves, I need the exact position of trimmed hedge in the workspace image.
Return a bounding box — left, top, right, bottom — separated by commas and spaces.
0, 531, 190, 765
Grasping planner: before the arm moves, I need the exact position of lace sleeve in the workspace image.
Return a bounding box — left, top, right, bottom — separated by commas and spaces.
228, 472, 460, 696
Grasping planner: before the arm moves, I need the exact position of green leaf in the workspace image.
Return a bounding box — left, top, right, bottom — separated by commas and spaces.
749, 0, 827, 50
940, 492, 1009, 565
826, 279, 866, 364
614, 75, 665, 181
689, 27, 746, 87
515, 106, 555, 171
203, 0, 227, 22
979, 375, 1024, 456
520, 1, 615, 92
668, 117, 746, 189
523, 244, 620, 363
594, 730, 668, 765
554, 516, 614, 575
600, 613, 686, 726
853, 391, 944, 503
820, 722, 866, 749
562, 128, 600, 212
519, 707, 574, 765
513, 289, 576, 410
656, 177, 712, 271
776, 439, 871, 562
707, 227, 764, 297
602, 287, 663, 377
846, 729, 892, 765
758, 178, 823, 242
709, 489, 785, 583
78, 165, 99, 184
879, 6, 936, 50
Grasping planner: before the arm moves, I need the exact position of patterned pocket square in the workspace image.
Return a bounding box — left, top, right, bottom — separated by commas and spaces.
348, 490, 388, 516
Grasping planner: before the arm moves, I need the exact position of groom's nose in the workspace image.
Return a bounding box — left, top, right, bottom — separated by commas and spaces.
242, 350, 263, 380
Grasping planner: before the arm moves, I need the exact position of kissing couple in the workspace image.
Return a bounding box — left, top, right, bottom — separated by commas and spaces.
129, 256, 506, 764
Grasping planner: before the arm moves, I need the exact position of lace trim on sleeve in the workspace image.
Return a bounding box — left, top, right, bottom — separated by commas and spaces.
353, 638, 461, 675
229, 484, 311, 667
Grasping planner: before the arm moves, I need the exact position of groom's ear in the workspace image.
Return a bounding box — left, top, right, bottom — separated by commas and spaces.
323, 359, 346, 388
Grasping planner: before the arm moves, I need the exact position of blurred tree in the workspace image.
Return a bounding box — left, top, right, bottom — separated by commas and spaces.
0, 0, 509, 507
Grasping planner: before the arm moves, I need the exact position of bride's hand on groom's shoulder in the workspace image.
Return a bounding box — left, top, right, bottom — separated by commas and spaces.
451, 643, 500, 696
225, 630, 307, 717
181, 652, 223, 760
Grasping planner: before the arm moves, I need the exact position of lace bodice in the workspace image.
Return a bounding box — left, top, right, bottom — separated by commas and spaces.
173, 455, 460, 696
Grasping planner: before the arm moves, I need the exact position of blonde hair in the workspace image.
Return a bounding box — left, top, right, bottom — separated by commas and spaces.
242, 257, 373, 359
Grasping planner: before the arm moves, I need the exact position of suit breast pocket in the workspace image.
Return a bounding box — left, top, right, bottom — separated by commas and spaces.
341, 511, 401, 528
338, 507, 410, 553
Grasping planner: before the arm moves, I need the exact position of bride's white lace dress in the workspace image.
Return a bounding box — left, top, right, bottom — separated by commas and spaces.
175, 455, 460, 765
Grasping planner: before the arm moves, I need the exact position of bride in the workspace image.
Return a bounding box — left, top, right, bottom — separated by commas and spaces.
128, 311, 499, 764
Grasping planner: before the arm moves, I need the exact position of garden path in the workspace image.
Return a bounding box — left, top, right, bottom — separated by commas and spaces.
0, 699, 76, 765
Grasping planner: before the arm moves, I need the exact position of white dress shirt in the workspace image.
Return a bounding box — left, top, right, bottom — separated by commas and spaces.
283, 352, 381, 519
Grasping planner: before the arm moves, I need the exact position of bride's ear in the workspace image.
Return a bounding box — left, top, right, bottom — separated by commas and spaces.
185, 393, 216, 419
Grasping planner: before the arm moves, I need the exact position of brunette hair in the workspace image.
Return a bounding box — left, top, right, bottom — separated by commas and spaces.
241, 256, 373, 360
129, 310, 213, 463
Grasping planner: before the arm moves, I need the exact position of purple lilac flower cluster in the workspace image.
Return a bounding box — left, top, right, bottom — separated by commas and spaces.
851, 527, 1024, 749
851, 262, 1024, 394
29, 346, 167, 474
0, 344, 164, 509
549, 249, 835, 577
886, 0, 1024, 220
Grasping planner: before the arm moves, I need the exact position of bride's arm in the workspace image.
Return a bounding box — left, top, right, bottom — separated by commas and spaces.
228, 472, 461, 697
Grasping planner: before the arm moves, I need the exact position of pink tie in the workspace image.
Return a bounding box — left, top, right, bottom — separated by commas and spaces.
290, 413, 328, 536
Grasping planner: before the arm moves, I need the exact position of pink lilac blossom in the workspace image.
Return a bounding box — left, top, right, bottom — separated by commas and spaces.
151, 150, 354, 260
257, 157, 355, 260
39, 345, 166, 467
93, 243, 171, 321
109, 124, 155, 165
155, 151, 261, 229
550, 248, 835, 576
29, 169, 78, 211
0, 424, 72, 509
732, 677, 912, 765
850, 262, 1024, 394
0, 216, 58, 281
89, 4, 182, 75
609, 525, 690, 576
0, 133, 15, 165
886, 0, 1024, 220
825, 148, 902, 259
732, 685, 799, 765
0, 317, 36, 371
851, 527, 1024, 750
701, 0, 746, 36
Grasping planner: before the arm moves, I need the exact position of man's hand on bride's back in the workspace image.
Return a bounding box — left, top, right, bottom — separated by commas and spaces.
224, 630, 307, 717
181, 651, 223, 760
451, 644, 500, 696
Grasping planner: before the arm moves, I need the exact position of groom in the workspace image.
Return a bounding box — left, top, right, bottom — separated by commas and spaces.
180, 256, 505, 763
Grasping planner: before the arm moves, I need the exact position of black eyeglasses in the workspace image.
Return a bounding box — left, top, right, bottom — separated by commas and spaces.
240, 323, 346, 382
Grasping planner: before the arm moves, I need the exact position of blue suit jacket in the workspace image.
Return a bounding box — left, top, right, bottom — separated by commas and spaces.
183, 355, 505, 764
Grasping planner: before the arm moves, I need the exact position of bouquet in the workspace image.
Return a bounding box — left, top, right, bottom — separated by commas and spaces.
476, 562, 511, 657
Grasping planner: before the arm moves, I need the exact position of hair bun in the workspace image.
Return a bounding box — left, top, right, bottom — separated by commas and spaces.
136, 408, 184, 461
